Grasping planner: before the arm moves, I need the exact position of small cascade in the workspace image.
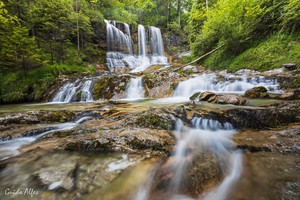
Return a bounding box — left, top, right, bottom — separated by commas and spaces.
126, 77, 145, 99
173, 73, 282, 98
0, 116, 92, 160
105, 19, 168, 72
52, 79, 94, 103
133, 116, 242, 200
80, 80, 93, 102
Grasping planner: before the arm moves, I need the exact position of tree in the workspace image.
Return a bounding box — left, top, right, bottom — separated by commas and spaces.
0, 1, 40, 74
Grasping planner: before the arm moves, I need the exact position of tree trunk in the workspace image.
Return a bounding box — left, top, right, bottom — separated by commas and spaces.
76, 0, 80, 53
177, 0, 181, 27
173, 45, 224, 72
50, 41, 53, 65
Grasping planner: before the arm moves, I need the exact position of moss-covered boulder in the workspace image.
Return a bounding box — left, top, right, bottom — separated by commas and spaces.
244, 86, 269, 98
93, 74, 130, 100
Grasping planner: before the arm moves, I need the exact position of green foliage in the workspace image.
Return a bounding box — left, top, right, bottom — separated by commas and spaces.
192, 0, 265, 55
202, 33, 300, 72
280, 0, 300, 32
188, 0, 300, 72
0, 64, 95, 103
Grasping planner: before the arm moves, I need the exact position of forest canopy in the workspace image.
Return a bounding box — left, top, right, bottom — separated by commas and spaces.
1, 0, 299, 73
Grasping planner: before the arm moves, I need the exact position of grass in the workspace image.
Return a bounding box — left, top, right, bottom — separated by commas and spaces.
201, 33, 300, 72
0, 64, 96, 103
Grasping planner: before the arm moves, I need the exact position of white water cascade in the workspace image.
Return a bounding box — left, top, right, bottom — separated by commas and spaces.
126, 77, 145, 99
134, 116, 243, 200
52, 79, 94, 103
0, 116, 92, 160
149, 26, 168, 65
173, 73, 282, 99
105, 20, 168, 72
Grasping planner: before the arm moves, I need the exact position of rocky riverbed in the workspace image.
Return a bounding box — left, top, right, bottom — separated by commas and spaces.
1, 67, 300, 200
0, 98, 299, 200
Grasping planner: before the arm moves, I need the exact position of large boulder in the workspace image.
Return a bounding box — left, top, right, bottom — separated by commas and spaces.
208, 94, 247, 105
199, 91, 216, 101
244, 86, 269, 98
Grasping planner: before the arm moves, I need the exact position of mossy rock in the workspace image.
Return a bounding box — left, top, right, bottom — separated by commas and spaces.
93, 74, 130, 100
37, 111, 74, 123
190, 92, 201, 101
134, 109, 172, 130
244, 86, 269, 98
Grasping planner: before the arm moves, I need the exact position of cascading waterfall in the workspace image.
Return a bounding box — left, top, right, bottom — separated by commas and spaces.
105, 19, 168, 72
134, 116, 243, 200
126, 77, 145, 99
173, 73, 282, 98
138, 25, 147, 57
52, 79, 94, 103
105, 20, 137, 71
149, 26, 168, 65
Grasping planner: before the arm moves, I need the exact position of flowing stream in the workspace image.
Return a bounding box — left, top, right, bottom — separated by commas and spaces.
0, 116, 92, 161
173, 73, 281, 98
134, 116, 243, 200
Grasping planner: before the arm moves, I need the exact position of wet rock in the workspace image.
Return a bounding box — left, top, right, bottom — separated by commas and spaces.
208, 94, 247, 105
153, 153, 221, 198
282, 63, 297, 71
93, 74, 130, 100
33, 162, 77, 191
189, 92, 201, 101
227, 101, 300, 128
278, 89, 300, 100
277, 74, 300, 89
65, 128, 175, 156
237, 145, 271, 152
199, 92, 216, 101
132, 108, 173, 130
244, 86, 269, 98
281, 182, 300, 200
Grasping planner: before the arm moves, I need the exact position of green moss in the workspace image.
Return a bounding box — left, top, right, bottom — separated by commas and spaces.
177, 68, 195, 76
144, 74, 158, 89
93, 76, 113, 100
135, 113, 170, 130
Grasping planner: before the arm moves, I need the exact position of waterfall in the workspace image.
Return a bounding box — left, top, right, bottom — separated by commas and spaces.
52, 79, 94, 103
173, 73, 282, 98
126, 77, 145, 99
138, 25, 147, 57
105, 19, 168, 72
80, 80, 93, 102
124, 23, 134, 54
133, 116, 243, 200
105, 20, 136, 71
149, 26, 168, 65
149, 26, 164, 56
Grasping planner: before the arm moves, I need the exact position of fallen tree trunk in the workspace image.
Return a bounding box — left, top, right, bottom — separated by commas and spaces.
173, 45, 224, 72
